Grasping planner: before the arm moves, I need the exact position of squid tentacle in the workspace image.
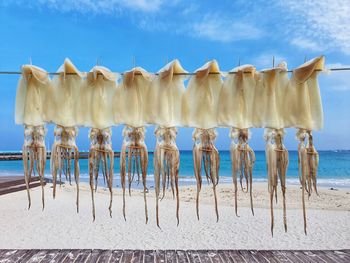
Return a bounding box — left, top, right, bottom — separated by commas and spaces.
89, 150, 96, 221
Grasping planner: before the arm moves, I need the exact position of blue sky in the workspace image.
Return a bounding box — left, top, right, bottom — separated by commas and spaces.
0, 0, 349, 151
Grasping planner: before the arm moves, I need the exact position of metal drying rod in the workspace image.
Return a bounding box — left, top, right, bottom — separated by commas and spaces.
0, 68, 349, 76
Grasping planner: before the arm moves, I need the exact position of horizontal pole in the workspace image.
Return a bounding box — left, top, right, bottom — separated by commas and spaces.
0, 68, 349, 76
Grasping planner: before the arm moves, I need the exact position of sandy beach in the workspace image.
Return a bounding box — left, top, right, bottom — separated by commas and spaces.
0, 182, 349, 250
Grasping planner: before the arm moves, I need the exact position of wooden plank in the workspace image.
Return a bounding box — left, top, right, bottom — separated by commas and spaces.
0, 176, 42, 188
109, 250, 123, 262
206, 250, 223, 263
130, 250, 142, 263
27, 250, 50, 262
4, 249, 29, 262
198, 250, 213, 263
85, 249, 102, 263
18, 249, 40, 262
39, 249, 61, 263
216, 250, 233, 263
322, 250, 349, 263
258, 251, 279, 263
249, 250, 269, 263
279, 251, 304, 263
302, 251, 327, 263
239, 250, 258, 262
95, 249, 112, 262
292, 251, 320, 263
144, 250, 155, 263
76, 249, 95, 263
0, 151, 121, 161
0, 182, 44, 196
49, 249, 71, 262
155, 250, 165, 263
176, 250, 189, 263
164, 250, 176, 263
62, 249, 81, 263
333, 250, 350, 261
186, 250, 200, 263
0, 249, 21, 262
228, 250, 246, 263
270, 251, 292, 262
121, 250, 134, 263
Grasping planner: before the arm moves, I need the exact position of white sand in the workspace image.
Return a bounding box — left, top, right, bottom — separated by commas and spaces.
0, 183, 349, 250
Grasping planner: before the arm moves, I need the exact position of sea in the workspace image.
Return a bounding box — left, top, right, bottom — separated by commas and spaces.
0, 150, 349, 189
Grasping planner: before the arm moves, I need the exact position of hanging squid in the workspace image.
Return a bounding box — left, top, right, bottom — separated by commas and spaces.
120, 126, 148, 223
229, 128, 255, 216
49, 59, 84, 210
23, 125, 47, 209
217, 65, 258, 216
15, 65, 52, 210
285, 56, 324, 234
182, 60, 222, 221
265, 128, 289, 236
192, 128, 220, 221
154, 127, 180, 228
88, 128, 114, 221
114, 67, 151, 223
85, 66, 117, 221
147, 60, 186, 227
50, 126, 79, 212
296, 129, 319, 235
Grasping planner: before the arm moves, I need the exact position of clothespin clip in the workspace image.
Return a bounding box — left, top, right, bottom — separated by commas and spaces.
272, 56, 275, 67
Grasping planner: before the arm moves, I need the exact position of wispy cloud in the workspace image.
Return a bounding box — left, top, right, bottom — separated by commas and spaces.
279, 0, 350, 55
3, 0, 166, 13
251, 53, 286, 69
190, 14, 263, 43
322, 63, 350, 91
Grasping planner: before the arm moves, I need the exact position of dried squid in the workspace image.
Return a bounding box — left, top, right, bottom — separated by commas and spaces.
88, 128, 114, 221
154, 127, 180, 227
230, 128, 255, 216
265, 128, 289, 236
193, 128, 220, 221
15, 65, 51, 209
296, 129, 319, 235
50, 126, 79, 212
120, 126, 148, 223
23, 125, 47, 209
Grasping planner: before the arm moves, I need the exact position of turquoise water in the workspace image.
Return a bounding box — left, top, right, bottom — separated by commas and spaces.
1, 150, 349, 188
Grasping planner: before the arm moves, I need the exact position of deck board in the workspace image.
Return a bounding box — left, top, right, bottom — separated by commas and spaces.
0, 176, 46, 196
0, 249, 348, 263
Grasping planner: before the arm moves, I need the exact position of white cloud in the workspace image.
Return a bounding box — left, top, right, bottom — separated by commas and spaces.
280, 0, 350, 55
5, 0, 166, 14
251, 53, 286, 69
118, 0, 164, 12
290, 38, 323, 52
321, 63, 350, 91
190, 14, 263, 43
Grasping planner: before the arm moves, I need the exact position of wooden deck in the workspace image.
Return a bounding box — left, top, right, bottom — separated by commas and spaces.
0, 249, 349, 262
0, 176, 46, 196
0, 152, 121, 161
